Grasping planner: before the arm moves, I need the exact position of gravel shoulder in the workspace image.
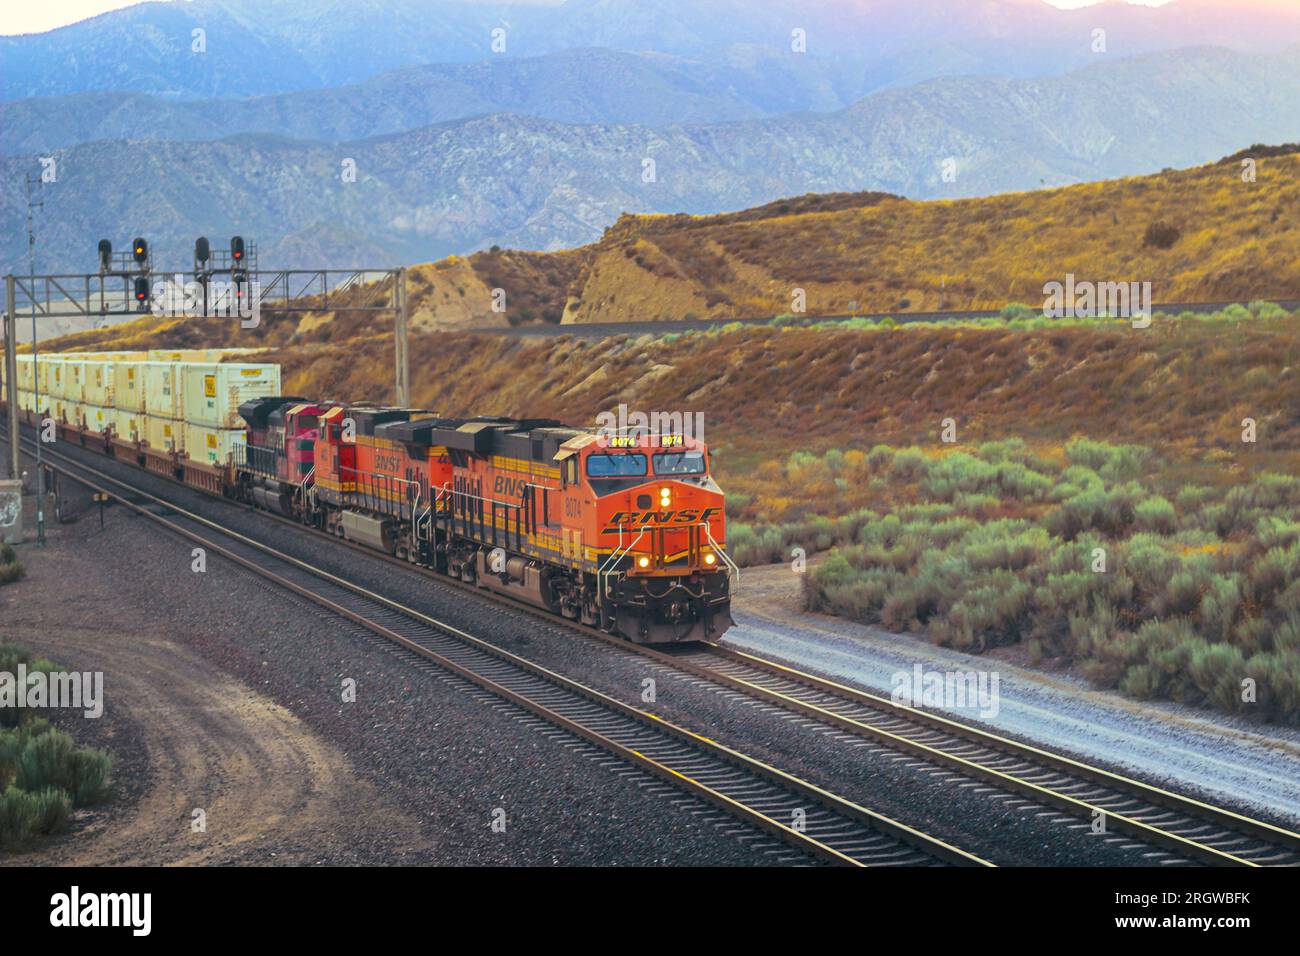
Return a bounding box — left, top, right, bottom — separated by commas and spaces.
730, 559, 1300, 828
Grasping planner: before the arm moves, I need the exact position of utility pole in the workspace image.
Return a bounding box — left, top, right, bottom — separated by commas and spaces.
3, 274, 17, 481
25, 173, 46, 545
394, 267, 410, 406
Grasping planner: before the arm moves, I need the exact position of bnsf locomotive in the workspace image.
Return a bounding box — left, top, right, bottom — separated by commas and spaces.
234, 398, 735, 643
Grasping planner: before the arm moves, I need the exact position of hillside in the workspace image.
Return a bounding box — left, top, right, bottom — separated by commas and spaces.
37, 147, 1300, 339
7, 46, 1300, 276
427, 146, 1300, 325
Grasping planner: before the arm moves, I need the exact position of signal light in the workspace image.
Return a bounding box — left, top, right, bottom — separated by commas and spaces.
133, 277, 150, 304
132, 237, 148, 264
231, 235, 245, 262
195, 236, 210, 264
97, 239, 112, 272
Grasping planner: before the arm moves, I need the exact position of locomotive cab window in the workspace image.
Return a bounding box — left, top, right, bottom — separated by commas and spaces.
586, 453, 648, 477
652, 451, 706, 475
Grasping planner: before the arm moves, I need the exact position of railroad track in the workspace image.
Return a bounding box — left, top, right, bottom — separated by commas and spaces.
15, 423, 1300, 866
9, 431, 987, 868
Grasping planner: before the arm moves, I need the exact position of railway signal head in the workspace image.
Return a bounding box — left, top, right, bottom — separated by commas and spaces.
195, 236, 210, 264
97, 239, 112, 272
132, 237, 148, 265
134, 276, 150, 306
231, 235, 245, 263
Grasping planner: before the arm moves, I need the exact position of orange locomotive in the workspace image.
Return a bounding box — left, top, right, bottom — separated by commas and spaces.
295, 405, 734, 643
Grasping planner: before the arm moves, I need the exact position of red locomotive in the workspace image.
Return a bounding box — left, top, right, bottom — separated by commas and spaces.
235, 400, 735, 643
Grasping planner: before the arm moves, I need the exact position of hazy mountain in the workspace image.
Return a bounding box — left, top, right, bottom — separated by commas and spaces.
3, 0, 1300, 102
4, 46, 1298, 275
2, 48, 862, 154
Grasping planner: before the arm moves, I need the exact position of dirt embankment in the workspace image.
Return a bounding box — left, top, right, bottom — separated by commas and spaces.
1, 523, 429, 866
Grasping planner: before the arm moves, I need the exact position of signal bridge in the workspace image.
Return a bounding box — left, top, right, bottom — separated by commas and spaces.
3, 235, 415, 483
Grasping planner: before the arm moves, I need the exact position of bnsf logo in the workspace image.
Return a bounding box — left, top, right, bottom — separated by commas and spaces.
603, 508, 719, 533
494, 475, 529, 498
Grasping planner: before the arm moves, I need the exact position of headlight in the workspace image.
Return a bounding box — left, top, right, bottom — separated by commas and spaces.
704, 553, 716, 565
637, 556, 650, 568
659, 487, 671, 497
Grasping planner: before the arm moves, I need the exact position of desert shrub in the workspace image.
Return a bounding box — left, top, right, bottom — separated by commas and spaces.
0, 645, 57, 730
952, 492, 1001, 516
1198, 574, 1243, 642
1134, 495, 1177, 534
1063, 438, 1150, 481
999, 303, 1038, 322
1046, 483, 1140, 538
1175, 485, 1213, 511
866, 444, 895, 471
1143, 220, 1181, 249
0, 564, 23, 585
1249, 545, 1300, 604
922, 454, 1053, 503
1248, 300, 1288, 320
1255, 516, 1300, 551
887, 447, 928, 482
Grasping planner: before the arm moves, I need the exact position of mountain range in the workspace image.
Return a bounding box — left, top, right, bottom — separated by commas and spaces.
4, 0, 1300, 101
4, 44, 1299, 275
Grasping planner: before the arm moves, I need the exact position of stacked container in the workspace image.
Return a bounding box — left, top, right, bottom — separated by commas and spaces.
181, 363, 280, 467
113, 408, 143, 443
83, 405, 111, 434
113, 361, 147, 415
145, 415, 182, 453
143, 361, 184, 455
82, 360, 115, 436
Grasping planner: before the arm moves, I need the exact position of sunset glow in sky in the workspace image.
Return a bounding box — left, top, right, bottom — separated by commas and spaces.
0, 0, 1265, 38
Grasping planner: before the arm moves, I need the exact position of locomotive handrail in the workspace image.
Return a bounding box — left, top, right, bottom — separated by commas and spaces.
704, 522, 740, 588
599, 526, 646, 601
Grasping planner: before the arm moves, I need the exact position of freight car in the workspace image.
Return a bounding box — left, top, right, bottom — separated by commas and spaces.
4, 392, 736, 644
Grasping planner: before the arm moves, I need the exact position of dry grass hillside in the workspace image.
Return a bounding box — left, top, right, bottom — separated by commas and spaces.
401, 148, 1300, 326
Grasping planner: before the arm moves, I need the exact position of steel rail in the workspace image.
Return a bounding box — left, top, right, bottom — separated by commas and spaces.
12, 433, 988, 868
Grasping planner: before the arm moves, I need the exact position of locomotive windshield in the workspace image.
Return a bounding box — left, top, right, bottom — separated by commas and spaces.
586, 452, 648, 477
652, 451, 706, 475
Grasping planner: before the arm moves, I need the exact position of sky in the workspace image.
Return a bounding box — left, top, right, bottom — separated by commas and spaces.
1, 0, 1186, 37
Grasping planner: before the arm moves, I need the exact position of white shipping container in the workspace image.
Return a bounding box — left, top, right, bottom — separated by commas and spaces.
113, 409, 143, 442
16, 355, 34, 390
83, 361, 116, 407
45, 361, 65, 403
64, 361, 88, 403
113, 362, 147, 413
183, 422, 246, 467
83, 404, 111, 434
144, 415, 183, 454
143, 362, 183, 419
182, 363, 281, 429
